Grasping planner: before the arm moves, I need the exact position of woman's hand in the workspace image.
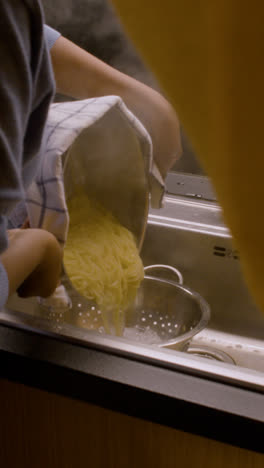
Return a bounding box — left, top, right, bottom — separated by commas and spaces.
1, 228, 63, 298
119, 84, 182, 178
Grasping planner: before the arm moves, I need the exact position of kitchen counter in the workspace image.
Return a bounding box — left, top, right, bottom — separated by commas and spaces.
0, 321, 264, 455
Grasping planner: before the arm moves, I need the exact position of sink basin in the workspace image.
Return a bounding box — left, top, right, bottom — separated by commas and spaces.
142, 195, 264, 374
2, 194, 264, 390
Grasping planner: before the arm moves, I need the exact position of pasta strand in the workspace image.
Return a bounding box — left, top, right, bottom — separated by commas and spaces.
64, 193, 144, 335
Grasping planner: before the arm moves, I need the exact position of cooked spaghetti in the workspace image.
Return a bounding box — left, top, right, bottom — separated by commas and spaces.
64, 193, 144, 334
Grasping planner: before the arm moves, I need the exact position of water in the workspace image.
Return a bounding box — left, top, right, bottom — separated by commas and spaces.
123, 326, 163, 345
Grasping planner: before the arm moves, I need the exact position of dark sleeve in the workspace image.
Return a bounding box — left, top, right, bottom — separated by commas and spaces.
0, 1, 39, 308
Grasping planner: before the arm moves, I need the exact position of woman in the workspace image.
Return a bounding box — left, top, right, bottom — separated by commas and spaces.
0, 1, 181, 308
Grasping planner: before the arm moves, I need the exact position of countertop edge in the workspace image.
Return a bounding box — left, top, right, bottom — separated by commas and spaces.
0, 323, 263, 454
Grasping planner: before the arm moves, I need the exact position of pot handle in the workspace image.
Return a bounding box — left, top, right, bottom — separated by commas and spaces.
144, 264, 183, 285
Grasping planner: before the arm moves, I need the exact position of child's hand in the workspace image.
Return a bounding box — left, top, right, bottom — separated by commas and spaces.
1, 228, 63, 298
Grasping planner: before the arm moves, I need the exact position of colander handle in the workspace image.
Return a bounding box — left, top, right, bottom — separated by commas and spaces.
144, 264, 183, 285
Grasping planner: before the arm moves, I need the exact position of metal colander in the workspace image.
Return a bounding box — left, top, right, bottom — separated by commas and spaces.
60, 264, 210, 349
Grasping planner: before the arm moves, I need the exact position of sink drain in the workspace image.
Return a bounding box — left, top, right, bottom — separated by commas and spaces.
186, 344, 236, 365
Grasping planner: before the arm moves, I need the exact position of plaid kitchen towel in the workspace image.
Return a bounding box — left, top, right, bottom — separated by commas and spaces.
25, 95, 165, 309
26, 95, 164, 245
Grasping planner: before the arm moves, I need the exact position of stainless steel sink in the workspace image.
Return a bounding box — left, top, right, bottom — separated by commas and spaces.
143, 195, 264, 373
1, 193, 264, 390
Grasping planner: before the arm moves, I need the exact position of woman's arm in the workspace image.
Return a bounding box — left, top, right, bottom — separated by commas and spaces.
49, 36, 182, 178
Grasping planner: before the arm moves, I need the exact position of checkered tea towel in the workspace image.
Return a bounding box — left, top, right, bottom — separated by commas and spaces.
25, 95, 165, 310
